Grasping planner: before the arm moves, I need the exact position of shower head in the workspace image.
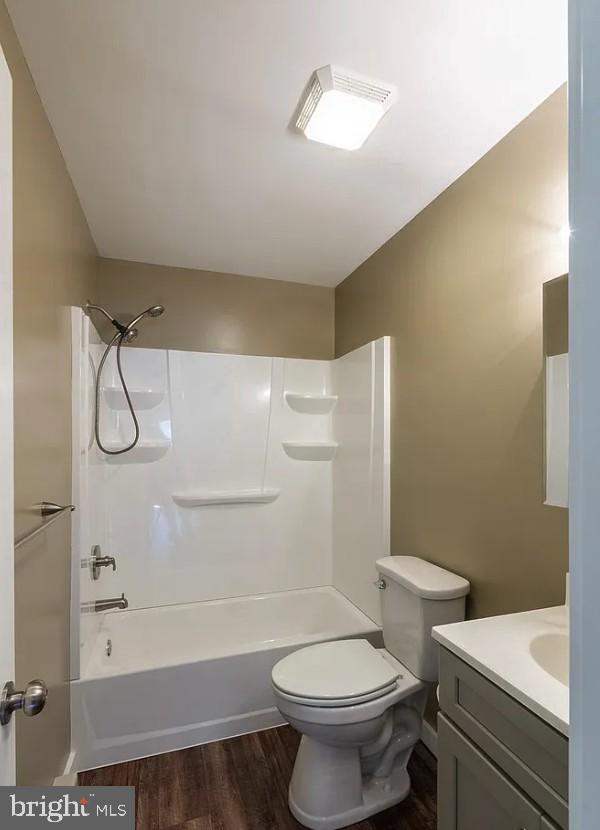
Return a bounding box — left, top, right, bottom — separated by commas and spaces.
84, 301, 164, 339
125, 304, 165, 331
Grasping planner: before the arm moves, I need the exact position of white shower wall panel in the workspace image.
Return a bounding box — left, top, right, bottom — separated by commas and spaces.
169, 351, 272, 492
332, 338, 390, 624
85, 346, 333, 612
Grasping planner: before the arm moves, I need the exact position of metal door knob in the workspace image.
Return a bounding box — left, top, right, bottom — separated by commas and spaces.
0, 679, 48, 726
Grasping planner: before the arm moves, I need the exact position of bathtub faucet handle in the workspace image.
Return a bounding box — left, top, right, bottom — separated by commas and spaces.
90, 545, 117, 580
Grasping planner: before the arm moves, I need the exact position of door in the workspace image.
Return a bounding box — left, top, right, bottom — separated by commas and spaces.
438, 715, 543, 830
0, 42, 14, 785
569, 1, 600, 828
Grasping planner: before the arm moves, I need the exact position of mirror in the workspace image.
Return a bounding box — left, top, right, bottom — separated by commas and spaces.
543, 274, 568, 508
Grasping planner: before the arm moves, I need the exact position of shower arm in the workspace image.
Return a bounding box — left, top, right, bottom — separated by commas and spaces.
85, 302, 129, 335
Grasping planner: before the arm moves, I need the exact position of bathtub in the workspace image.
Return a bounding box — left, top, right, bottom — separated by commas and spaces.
71, 587, 381, 771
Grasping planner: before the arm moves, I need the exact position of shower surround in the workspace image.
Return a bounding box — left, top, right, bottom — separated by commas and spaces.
69, 309, 390, 770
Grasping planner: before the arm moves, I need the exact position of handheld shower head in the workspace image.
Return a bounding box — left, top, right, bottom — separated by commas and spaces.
125, 305, 166, 330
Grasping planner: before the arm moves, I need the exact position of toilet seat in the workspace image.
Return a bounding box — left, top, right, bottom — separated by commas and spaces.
274, 680, 399, 708
271, 639, 400, 708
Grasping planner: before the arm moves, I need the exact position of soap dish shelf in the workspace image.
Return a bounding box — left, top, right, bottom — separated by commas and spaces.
100, 440, 171, 464
172, 489, 280, 507
102, 386, 165, 410
282, 442, 338, 461
285, 393, 338, 414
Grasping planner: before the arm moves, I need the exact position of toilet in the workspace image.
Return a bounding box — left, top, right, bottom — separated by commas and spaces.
271, 556, 470, 830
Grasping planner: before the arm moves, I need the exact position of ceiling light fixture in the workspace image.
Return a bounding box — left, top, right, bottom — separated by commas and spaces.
295, 65, 397, 151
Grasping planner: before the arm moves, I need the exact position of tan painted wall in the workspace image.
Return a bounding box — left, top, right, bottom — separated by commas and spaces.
94, 258, 335, 359
0, 2, 97, 783
336, 88, 569, 619
544, 274, 568, 357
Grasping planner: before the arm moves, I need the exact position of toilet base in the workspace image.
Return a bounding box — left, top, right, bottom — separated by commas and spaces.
288, 735, 412, 830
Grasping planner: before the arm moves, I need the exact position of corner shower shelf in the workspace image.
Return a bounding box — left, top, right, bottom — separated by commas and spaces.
102, 386, 165, 410
101, 440, 172, 464
285, 393, 338, 414
172, 489, 280, 507
282, 442, 338, 461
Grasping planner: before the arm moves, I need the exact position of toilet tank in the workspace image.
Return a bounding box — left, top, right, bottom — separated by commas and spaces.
375, 556, 469, 682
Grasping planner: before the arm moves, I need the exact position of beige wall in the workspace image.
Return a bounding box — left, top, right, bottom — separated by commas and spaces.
0, 1, 97, 783
336, 88, 569, 619
94, 258, 335, 359
544, 274, 568, 357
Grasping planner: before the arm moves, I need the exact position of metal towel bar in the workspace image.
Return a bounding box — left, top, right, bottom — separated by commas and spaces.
14, 502, 75, 550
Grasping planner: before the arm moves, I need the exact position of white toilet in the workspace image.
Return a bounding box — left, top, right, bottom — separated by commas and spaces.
271, 556, 470, 830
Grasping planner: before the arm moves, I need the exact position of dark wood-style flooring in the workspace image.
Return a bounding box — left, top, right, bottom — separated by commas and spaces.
80, 726, 437, 830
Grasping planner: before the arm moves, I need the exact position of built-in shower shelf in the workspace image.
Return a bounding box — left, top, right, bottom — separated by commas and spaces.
102, 386, 165, 410
282, 442, 338, 461
101, 440, 172, 464
285, 393, 338, 414
172, 489, 280, 507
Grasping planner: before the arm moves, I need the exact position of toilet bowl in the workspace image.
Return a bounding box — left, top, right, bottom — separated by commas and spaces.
271, 556, 470, 830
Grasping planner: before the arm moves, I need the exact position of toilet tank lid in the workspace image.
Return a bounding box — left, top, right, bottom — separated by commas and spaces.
376, 556, 470, 600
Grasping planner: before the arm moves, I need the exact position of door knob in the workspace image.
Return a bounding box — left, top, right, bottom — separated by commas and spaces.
0, 679, 48, 726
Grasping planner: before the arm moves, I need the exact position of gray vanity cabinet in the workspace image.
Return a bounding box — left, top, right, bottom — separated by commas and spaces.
437, 647, 568, 830
438, 714, 545, 830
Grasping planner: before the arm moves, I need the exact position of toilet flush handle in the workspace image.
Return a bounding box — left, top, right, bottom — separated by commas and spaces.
374, 577, 387, 590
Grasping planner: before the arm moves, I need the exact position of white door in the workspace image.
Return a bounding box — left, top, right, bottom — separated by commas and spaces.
569, 0, 600, 827
0, 43, 14, 785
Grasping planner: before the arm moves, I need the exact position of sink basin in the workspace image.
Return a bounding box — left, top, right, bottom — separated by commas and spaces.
529, 633, 569, 686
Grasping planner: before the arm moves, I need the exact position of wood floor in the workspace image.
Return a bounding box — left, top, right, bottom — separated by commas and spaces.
80, 726, 437, 830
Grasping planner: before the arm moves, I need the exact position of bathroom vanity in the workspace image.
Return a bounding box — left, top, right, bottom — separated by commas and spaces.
433, 606, 569, 830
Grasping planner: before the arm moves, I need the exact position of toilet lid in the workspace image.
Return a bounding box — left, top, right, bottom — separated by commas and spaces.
271, 640, 399, 703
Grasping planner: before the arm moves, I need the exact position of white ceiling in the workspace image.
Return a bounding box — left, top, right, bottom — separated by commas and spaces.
7, 1, 567, 287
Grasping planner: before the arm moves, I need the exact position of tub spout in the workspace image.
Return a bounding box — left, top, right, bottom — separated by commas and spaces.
93, 593, 128, 612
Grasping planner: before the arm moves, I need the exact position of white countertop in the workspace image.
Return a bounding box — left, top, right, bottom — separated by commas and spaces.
433, 605, 569, 736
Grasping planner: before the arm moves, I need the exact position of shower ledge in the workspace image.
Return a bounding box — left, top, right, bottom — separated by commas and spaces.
285, 393, 338, 414
100, 440, 171, 463
102, 386, 165, 410
172, 489, 280, 507
282, 442, 338, 461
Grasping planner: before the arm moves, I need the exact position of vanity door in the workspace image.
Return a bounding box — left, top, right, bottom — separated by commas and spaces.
438, 714, 544, 830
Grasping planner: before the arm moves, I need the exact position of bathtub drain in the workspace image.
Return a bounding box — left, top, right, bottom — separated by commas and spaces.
105, 638, 112, 658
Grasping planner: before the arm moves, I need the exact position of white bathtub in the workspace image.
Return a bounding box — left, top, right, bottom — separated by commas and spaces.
71, 587, 381, 771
